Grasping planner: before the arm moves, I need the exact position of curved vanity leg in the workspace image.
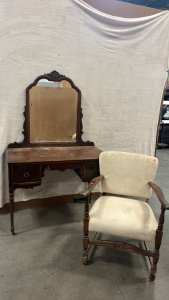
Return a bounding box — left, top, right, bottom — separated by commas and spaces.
9, 188, 15, 235
83, 195, 90, 265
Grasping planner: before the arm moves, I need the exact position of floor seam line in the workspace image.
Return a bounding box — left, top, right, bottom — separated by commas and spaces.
103, 262, 126, 300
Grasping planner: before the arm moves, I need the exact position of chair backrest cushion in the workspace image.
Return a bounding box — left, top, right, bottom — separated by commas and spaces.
99, 151, 158, 199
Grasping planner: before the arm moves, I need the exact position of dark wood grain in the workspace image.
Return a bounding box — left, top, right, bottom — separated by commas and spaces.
8, 72, 94, 148
7, 71, 102, 235
79, 175, 104, 197
82, 180, 168, 281
13, 164, 40, 183
83, 194, 90, 265
83, 161, 100, 183
89, 240, 154, 257
7, 146, 102, 164
74, 161, 100, 182
149, 181, 169, 210
8, 165, 15, 235
7, 147, 102, 233
9, 189, 14, 235
150, 206, 165, 281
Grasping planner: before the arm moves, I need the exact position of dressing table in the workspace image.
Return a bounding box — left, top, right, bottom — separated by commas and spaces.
7, 71, 102, 234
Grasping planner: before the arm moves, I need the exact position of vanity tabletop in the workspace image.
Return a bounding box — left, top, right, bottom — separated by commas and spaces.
7, 146, 102, 164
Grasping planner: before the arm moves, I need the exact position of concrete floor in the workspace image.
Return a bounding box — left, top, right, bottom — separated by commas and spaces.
0, 149, 169, 300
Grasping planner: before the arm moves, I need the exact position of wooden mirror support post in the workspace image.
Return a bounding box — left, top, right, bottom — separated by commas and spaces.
7, 70, 102, 234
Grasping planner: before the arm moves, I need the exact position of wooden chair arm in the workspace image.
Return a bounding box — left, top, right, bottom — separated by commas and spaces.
78, 176, 104, 198
149, 181, 169, 210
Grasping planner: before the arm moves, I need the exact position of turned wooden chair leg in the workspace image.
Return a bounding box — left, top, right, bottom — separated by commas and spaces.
8, 165, 15, 235
83, 239, 88, 265
9, 188, 15, 235
83, 194, 90, 265
150, 206, 165, 281
150, 246, 159, 280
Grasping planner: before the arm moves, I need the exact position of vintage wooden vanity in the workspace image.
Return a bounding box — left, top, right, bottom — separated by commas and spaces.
7, 71, 102, 234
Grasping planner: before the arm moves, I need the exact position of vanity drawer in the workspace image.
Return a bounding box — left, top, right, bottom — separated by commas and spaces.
83, 161, 100, 182
13, 164, 40, 183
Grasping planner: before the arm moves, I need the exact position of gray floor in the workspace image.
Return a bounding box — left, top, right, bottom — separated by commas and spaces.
0, 149, 169, 300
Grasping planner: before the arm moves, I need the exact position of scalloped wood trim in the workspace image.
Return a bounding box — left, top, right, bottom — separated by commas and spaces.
89, 239, 154, 257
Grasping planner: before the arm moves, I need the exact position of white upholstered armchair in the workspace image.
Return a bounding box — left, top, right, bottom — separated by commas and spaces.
79, 151, 169, 281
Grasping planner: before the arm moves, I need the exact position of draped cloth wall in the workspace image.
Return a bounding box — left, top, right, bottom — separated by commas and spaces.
0, 0, 169, 207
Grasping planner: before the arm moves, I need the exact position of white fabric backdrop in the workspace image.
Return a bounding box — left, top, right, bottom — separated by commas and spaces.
0, 0, 169, 207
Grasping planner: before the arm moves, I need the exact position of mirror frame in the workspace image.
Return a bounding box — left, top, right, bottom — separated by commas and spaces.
8, 70, 94, 148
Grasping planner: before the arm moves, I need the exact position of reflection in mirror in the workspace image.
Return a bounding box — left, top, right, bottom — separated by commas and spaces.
29, 79, 78, 143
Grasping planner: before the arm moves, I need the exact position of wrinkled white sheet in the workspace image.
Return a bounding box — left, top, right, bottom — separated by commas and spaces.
0, 0, 169, 207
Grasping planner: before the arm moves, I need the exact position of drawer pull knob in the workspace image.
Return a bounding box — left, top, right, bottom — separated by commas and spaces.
93, 169, 98, 173
24, 172, 30, 178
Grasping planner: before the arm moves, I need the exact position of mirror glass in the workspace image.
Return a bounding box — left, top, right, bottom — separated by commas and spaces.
29, 79, 78, 143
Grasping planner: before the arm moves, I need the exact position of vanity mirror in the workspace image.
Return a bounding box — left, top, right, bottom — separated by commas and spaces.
7, 70, 102, 234
9, 70, 93, 148
29, 78, 78, 143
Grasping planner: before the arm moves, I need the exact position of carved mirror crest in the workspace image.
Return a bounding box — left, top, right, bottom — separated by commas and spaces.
8, 70, 94, 148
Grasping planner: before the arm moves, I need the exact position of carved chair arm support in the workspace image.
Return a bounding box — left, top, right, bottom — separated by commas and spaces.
78, 175, 104, 198
149, 181, 169, 210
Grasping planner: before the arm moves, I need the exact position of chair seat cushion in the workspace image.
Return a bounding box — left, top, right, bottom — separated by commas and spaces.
89, 196, 158, 243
